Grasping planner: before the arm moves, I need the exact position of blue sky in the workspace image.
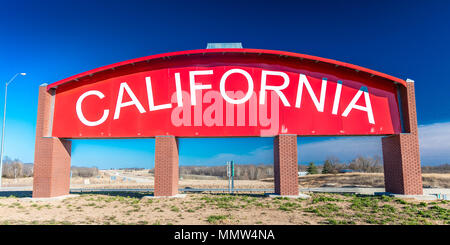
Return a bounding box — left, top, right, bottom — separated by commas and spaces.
0, 0, 449, 168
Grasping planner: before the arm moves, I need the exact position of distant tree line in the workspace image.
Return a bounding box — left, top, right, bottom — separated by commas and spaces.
234, 164, 274, 180
174, 156, 387, 179
308, 157, 450, 175
160, 157, 450, 179
306, 155, 383, 175
1, 155, 449, 179
0, 156, 99, 178
70, 166, 99, 178
171, 164, 274, 180
422, 164, 450, 173
0, 157, 33, 178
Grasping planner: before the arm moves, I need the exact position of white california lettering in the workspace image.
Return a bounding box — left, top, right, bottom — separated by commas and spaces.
342, 86, 375, 124
259, 70, 290, 106
174, 72, 183, 107
295, 74, 327, 112
113, 82, 146, 120
189, 70, 213, 106
145, 77, 172, 111
76, 70, 378, 128
332, 81, 343, 115
220, 68, 254, 104
76, 90, 109, 126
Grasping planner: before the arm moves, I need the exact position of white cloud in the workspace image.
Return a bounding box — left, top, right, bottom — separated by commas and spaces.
298, 137, 381, 163
418, 121, 450, 164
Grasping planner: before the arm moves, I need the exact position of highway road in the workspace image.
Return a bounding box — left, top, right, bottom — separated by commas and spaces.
110, 171, 153, 183
1, 186, 449, 199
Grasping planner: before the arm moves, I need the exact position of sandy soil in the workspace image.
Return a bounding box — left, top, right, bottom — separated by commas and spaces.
1, 170, 449, 225
0, 192, 448, 225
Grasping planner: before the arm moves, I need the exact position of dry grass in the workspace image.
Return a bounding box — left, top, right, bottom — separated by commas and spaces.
298, 173, 385, 188
0, 192, 448, 225
261, 173, 450, 188
422, 174, 450, 188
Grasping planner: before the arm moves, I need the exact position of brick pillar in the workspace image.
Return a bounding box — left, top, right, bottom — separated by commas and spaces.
382, 79, 423, 195
32, 84, 72, 198
154, 136, 179, 196
274, 134, 299, 196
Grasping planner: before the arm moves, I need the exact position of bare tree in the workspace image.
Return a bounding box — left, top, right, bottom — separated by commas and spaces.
1, 158, 24, 178
179, 164, 273, 180
422, 163, 450, 173
71, 166, 99, 178
326, 156, 340, 165
348, 155, 383, 172
11, 161, 23, 179
22, 164, 33, 177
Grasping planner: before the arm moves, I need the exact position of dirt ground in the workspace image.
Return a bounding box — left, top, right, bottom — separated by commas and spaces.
1, 170, 449, 225
0, 192, 448, 225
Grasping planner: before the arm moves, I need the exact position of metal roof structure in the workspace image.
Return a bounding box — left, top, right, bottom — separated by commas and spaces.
47, 48, 407, 90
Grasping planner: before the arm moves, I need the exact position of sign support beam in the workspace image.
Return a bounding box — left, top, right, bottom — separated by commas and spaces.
154, 136, 179, 197
32, 84, 72, 198
382, 80, 423, 195
273, 134, 299, 196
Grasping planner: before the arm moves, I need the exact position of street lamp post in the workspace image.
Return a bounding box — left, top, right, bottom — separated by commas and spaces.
0, 73, 26, 188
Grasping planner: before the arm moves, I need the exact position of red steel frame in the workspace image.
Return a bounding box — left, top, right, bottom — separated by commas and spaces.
47, 48, 406, 90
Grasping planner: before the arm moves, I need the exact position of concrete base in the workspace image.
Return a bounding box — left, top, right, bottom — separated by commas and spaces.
391, 194, 438, 201
266, 193, 311, 199
142, 194, 187, 199
375, 192, 438, 201
24, 194, 80, 202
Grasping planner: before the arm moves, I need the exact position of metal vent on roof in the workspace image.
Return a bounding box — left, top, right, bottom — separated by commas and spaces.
206, 42, 243, 49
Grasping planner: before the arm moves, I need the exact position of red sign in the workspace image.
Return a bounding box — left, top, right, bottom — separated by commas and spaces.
50, 49, 403, 138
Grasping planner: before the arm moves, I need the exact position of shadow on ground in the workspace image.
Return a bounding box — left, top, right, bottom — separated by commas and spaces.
199, 192, 267, 198
0, 191, 155, 199
0, 191, 32, 198
0, 190, 269, 199
73, 191, 154, 198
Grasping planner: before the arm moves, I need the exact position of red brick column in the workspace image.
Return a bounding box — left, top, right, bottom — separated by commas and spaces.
382, 80, 423, 195
274, 134, 299, 196
33, 84, 72, 198
154, 136, 179, 196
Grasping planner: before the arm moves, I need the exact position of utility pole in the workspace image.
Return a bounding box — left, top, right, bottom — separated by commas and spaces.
0, 73, 26, 188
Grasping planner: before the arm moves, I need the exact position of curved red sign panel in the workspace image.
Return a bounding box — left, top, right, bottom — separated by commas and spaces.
50, 49, 403, 138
